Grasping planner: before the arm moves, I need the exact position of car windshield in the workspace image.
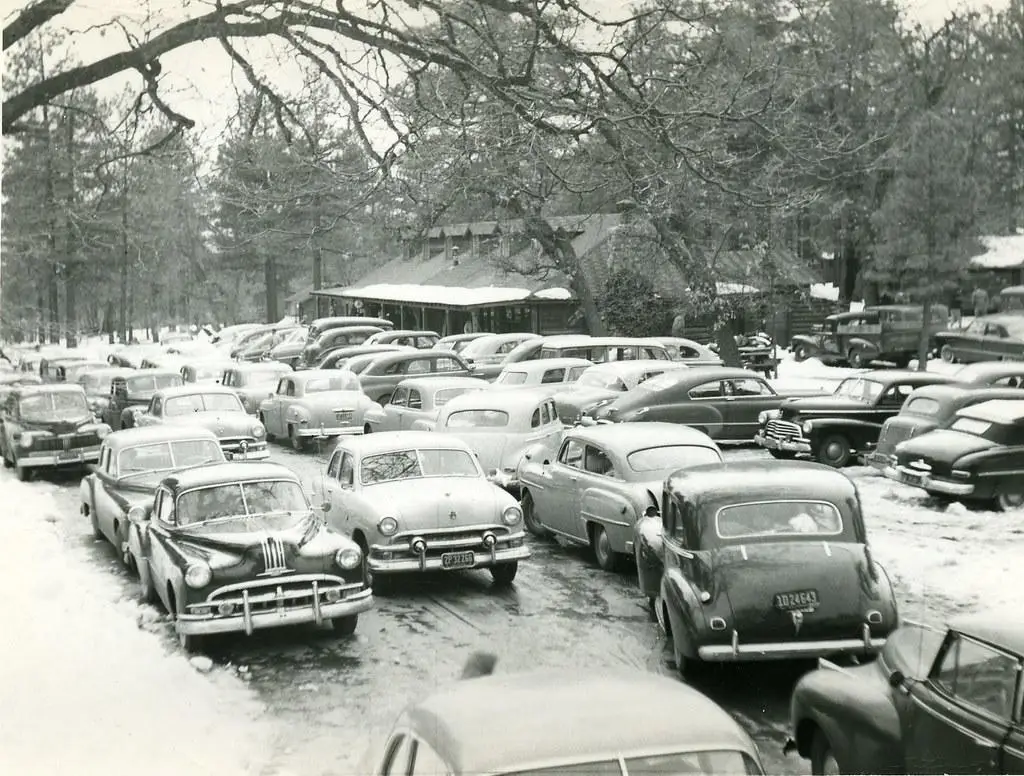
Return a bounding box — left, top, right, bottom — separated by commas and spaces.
834, 377, 885, 403
164, 393, 243, 416
18, 391, 90, 421
578, 371, 628, 391
192, 364, 225, 381
497, 371, 529, 385
81, 373, 116, 394
434, 387, 475, 406
627, 445, 723, 473
360, 448, 479, 484
344, 356, 377, 374
243, 369, 287, 386
117, 439, 223, 481
127, 374, 181, 394
716, 500, 843, 539
304, 375, 359, 393
503, 750, 762, 776
636, 371, 684, 392
904, 397, 940, 416
445, 409, 510, 429
176, 480, 308, 527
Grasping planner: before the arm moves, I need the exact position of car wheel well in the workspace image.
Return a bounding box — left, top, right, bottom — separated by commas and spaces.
795, 719, 819, 758
352, 530, 368, 551
81, 503, 90, 516
166, 584, 177, 613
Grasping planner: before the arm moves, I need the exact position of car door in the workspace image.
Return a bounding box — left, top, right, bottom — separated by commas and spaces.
324, 449, 356, 527
955, 320, 989, 362
137, 396, 162, 427
902, 632, 1018, 774
93, 447, 124, 544
541, 437, 586, 536
383, 387, 409, 431
661, 380, 724, 434
721, 377, 778, 439
871, 382, 915, 425
145, 488, 179, 612
403, 388, 424, 429
264, 379, 290, 435
985, 323, 1019, 361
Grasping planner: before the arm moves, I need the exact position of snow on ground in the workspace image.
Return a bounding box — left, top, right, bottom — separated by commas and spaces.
0, 480, 283, 776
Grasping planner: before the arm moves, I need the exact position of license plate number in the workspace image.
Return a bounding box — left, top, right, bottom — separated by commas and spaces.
898, 470, 925, 486
441, 551, 475, 570
775, 590, 819, 611
58, 450, 82, 462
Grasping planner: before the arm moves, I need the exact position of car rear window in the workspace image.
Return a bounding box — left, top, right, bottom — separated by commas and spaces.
904, 397, 939, 416
127, 374, 181, 393
434, 387, 474, 406
716, 500, 843, 539
497, 371, 529, 385
446, 409, 509, 428
627, 445, 723, 472
950, 417, 991, 436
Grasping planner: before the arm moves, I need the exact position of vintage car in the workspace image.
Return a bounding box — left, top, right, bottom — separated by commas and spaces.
125, 461, 373, 651
362, 376, 488, 433
791, 304, 950, 368
412, 386, 564, 492
865, 383, 1024, 471
653, 337, 724, 366
316, 344, 412, 370
180, 359, 235, 384
433, 332, 490, 353
754, 370, 956, 467
518, 423, 723, 571
139, 353, 187, 372
39, 354, 90, 382
785, 612, 1024, 775
322, 431, 530, 586
265, 326, 310, 368
0, 372, 42, 406
501, 335, 672, 371
132, 385, 270, 460
232, 324, 304, 362
935, 313, 1024, 364
491, 356, 593, 389
299, 325, 388, 367
456, 332, 542, 380
59, 359, 111, 383
1002, 284, 1024, 312
634, 461, 898, 677
303, 315, 393, 346
80, 426, 226, 565
75, 366, 134, 416
219, 361, 293, 414
103, 369, 184, 430
364, 329, 440, 349
591, 366, 826, 442
552, 360, 689, 424
258, 369, 378, 449
0, 383, 111, 480
883, 398, 1024, 510
361, 656, 767, 775
106, 343, 165, 369
949, 359, 1024, 388
357, 350, 476, 404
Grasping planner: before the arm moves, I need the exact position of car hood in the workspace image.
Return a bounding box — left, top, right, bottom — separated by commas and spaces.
895, 429, 997, 466
711, 540, 877, 643
175, 512, 322, 553
874, 416, 940, 457
363, 477, 501, 529
780, 396, 872, 416
162, 411, 254, 433
556, 386, 619, 411
19, 414, 98, 434
270, 342, 304, 358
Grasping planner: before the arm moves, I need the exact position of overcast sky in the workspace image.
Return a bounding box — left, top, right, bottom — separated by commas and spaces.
2, 0, 1011, 156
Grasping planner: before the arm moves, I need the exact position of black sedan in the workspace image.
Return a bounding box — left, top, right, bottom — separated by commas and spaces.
935, 313, 1024, 364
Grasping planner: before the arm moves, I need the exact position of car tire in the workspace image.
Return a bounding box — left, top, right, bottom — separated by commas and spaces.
490, 561, 519, 586
521, 491, 548, 538
363, 423, 372, 435
847, 348, 867, 369
794, 344, 811, 362
289, 426, 306, 453
591, 524, 620, 572
174, 595, 204, 653
940, 345, 956, 363
768, 449, 797, 460
995, 490, 1024, 512
86, 503, 102, 540
331, 615, 358, 638
810, 730, 841, 775
815, 435, 852, 468
672, 638, 703, 681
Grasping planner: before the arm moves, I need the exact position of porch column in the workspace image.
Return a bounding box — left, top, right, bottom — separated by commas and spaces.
531, 305, 540, 334
399, 306, 406, 328
444, 309, 452, 337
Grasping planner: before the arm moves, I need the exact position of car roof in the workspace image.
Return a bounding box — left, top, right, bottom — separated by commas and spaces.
907, 383, 1024, 405
368, 350, 460, 366
439, 333, 487, 342
973, 313, 1024, 327
225, 361, 292, 373
581, 360, 688, 377
44, 354, 90, 363
336, 430, 472, 457
405, 669, 756, 774
162, 462, 298, 492
854, 370, 955, 386
183, 358, 235, 367
121, 368, 182, 379
376, 329, 438, 337
287, 369, 358, 383
666, 460, 857, 502
397, 376, 488, 391
77, 366, 135, 378
13, 382, 87, 396
954, 361, 1024, 380
102, 425, 221, 450
502, 357, 594, 372
955, 399, 1024, 425
539, 335, 667, 347
568, 422, 718, 451
447, 385, 559, 411
153, 384, 239, 399
650, 366, 764, 386
950, 610, 1024, 655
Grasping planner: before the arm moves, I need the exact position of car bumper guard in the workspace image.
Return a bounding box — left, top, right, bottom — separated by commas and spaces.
369, 544, 531, 574
753, 432, 811, 454
882, 465, 974, 496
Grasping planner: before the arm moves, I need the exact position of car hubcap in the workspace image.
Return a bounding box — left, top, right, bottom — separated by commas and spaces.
596, 530, 610, 563
826, 442, 844, 461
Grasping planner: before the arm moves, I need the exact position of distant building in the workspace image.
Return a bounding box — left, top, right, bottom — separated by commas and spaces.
968, 234, 1024, 292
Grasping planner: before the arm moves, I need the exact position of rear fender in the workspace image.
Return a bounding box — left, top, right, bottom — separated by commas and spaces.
410, 418, 436, 432
662, 402, 723, 436
661, 565, 706, 657
846, 337, 881, 355
580, 486, 637, 554
634, 515, 664, 599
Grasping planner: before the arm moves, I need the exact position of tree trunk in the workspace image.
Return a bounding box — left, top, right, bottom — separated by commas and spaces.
35, 285, 45, 343
312, 210, 324, 320
64, 108, 77, 348
265, 256, 279, 322
918, 298, 933, 372
569, 271, 607, 335
119, 166, 129, 344
41, 101, 60, 345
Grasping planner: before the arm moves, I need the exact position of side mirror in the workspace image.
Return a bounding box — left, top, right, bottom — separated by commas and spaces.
888, 670, 906, 689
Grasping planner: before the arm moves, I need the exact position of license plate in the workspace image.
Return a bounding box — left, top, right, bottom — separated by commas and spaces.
58, 450, 83, 462
441, 551, 475, 570
334, 411, 352, 422
774, 590, 819, 611
898, 470, 926, 486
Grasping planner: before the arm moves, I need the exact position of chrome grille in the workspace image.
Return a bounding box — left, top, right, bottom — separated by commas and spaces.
219, 436, 259, 452
33, 432, 98, 452
333, 409, 354, 424
876, 424, 915, 456
765, 419, 802, 441
197, 574, 365, 614
260, 536, 289, 576
379, 525, 514, 559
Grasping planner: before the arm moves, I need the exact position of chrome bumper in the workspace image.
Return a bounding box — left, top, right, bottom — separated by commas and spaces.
883, 465, 974, 495
369, 544, 530, 573
698, 636, 888, 661
297, 425, 362, 438
19, 447, 100, 467
226, 447, 270, 461
177, 587, 373, 636
753, 432, 811, 454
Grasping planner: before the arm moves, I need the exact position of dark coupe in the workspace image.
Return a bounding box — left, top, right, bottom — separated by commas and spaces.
590, 366, 826, 442
786, 612, 1023, 775
754, 370, 955, 467
126, 461, 374, 651
103, 369, 183, 430
884, 398, 1024, 511
935, 313, 1024, 364
634, 461, 898, 677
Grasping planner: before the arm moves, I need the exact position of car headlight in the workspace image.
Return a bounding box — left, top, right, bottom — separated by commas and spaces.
378, 516, 398, 536
502, 505, 523, 525
251, 423, 265, 438
127, 505, 147, 523
184, 563, 212, 588
802, 421, 814, 434
18, 432, 38, 448
335, 547, 361, 569
758, 409, 780, 424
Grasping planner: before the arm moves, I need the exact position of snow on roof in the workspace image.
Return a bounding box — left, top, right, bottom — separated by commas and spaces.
811, 283, 840, 302
969, 234, 1024, 269
716, 282, 761, 295
340, 283, 574, 307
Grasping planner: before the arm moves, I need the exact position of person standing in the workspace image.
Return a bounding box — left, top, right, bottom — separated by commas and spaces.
971, 286, 990, 316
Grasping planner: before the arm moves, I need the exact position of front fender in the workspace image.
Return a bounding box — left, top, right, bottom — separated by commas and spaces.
580, 486, 637, 553
79, 475, 95, 513
847, 337, 881, 354
284, 404, 311, 424
805, 417, 883, 443
791, 335, 821, 348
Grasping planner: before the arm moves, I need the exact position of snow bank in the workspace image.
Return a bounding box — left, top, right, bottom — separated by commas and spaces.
810, 283, 840, 302
341, 282, 566, 306
0, 480, 280, 776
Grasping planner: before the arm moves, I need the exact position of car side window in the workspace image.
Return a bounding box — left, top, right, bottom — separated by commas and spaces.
689, 380, 723, 399
548, 400, 559, 424
327, 451, 341, 479
404, 359, 429, 375
151, 397, 163, 416
391, 387, 409, 408
157, 491, 175, 525
408, 389, 423, 410
380, 733, 411, 776
531, 407, 541, 428
541, 368, 566, 384
433, 357, 459, 373
559, 439, 584, 468
339, 454, 355, 487
496, 341, 518, 355
728, 378, 773, 397
993, 376, 1021, 388
933, 634, 1020, 721
408, 737, 451, 775
584, 445, 616, 477
880, 384, 911, 406
285, 380, 296, 397
678, 346, 699, 358
540, 403, 551, 425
